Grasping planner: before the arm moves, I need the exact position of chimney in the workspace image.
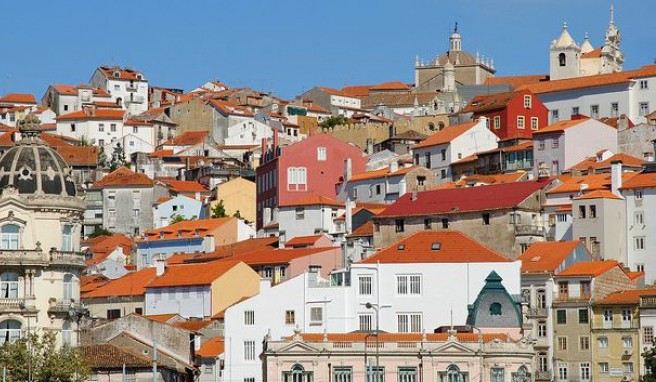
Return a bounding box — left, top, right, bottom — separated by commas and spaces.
411, 190, 418, 201
202, 235, 215, 253
399, 178, 408, 197
389, 160, 399, 173
645, 152, 654, 162
155, 259, 166, 276
344, 158, 352, 182
345, 198, 354, 235
611, 160, 622, 196
261, 137, 267, 162
272, 127, 279, 159
618, 114, 629, 131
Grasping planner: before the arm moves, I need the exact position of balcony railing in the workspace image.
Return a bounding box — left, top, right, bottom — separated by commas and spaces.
49, 250, 87, 268
47, 299, 87, 315
640, 295, 656, 308
515, 225, 546, 237
0, 297, 37, 313
526, 307, 548, 317
534, 371, 552, 381
125, 95, 145, 104
0, 249, 49, 266
126, 83, 138, 91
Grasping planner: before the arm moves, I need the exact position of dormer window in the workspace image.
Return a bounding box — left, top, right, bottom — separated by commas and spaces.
397, 244, 405, 251
113, 71, 120, 78
490, 302, 502, 315
431, 242, 441, 251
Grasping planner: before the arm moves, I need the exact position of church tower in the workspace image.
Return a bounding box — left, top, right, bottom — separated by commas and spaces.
449, 23, 462, 52
549, 22, 581, 80
600, 2, 624, 74
442, 58, 456, 92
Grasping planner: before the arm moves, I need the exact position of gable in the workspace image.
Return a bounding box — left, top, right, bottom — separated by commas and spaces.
432, 340, 476, 355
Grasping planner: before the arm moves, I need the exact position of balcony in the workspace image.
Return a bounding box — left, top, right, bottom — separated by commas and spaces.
0, 297, 38, 314
126, 83, 138, 91
49, 250, 87, 268
640, 295, 656, 308
125, 95, 145, 104
526, 307, 548, 317
0, 249, 49, 266
534, 371, 552, 381
515, 225, 546, 237
47, 299, 87, 316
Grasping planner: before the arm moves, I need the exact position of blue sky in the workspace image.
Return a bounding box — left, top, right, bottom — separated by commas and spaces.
1, 0, 654, 100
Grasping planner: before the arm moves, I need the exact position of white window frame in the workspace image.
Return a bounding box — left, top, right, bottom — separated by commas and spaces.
358, 275, 372, 296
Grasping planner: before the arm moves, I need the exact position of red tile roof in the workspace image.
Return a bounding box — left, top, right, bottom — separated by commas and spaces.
227, 247, 337, 266
93, 167, 155, 188
285, 235, 331, 248
531, 117, 589, 135
341, 85, 374, 98
359, 230, 510, 264
161, 179, 209, 193
546, 173, 637, 194
81, 268, 157, 298
484, 74, 549, 88
413, 122, 479, 149
596, 288, 656, 305
518, 241, 589, 273
348, 221, 374, 237
349, 166, 416, 182
620, 171, 656, 189
167, 237, 280, 264
56, 108, 125, 121
279, 195, 344, 208
316, 87, 351, 97
142, 314, 179, 323
0, 93, 36, 104
52, 84, 110, 97
83, 234, 133, 265
369, 81, 411, 91
173, 320, 214, 332
148, 149, 175, 158
145, 260, 240, 288
196, 336, 225, 358
208, 99, 254, 117
581, 47, 603, 59
143, 218, 232, 241
461, 91, 522, 114
81, 344, 153, 368
378, 179, 548, 217
80, 274, 109, 293
54, 145, 98, 167
566, 153, 645, 173
98, 66, 146, 81
574, 190, 622, 200
558, 260, 623, 277
162, 131, 207, 146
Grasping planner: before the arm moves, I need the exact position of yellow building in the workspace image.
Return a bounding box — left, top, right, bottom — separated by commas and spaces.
591, 289, 652, 382
214, 177, 256, 224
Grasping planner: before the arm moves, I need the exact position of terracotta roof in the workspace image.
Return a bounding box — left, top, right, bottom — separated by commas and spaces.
620, 171, 656, 189
484, 74, 549, 88
596, 288, 656, 305
413, 122, 478, 149
162, 131, 207, 146
142, 218, 232, 241
217, 144, 259, 150
56, 108, 125, 121
291, 332, 509, 343
531, 117, 589, 135
93, 167, 155, 188
197, 336, 224, 358
208, 99, 254, 117
51, 84, 110, 97
167, 237, 280, 264
546, 173, 637, 194
369, 81, 411, 91
80, 274, 109, 293
462, 91, 522, 114
566, 153, 644, 173
98, 66, 146, 81
145, 260, 240, 288
285, 235, 329, 248
81, 344, 153, 369
161, 179, 209, 193
142, 314, 179, 323
341, 85, 374, 98
155, 196, 173, 205
518, 241, 588, 273
228, 247, 337, 266
349, 166, 416, 182
148, 149, 175, 157
84, 234, 133, 265
303, 102, 330, 114
627, 271, 645, 281
517, 65, 656, 94
279, 194, 344, 208
449, 172, 529, 187
55, 145, 98, 167
574, 190, 622, 200
81, 268, 157, 298
0, 93, 36, 104
359, 230, 510, 264
173, 320, 214, 332
348, 221, 374, 237
316, 87, 351, 97
558, 260, 623, 277
361, 91, 440, 109
581, 47, 603, 59
378, 179, 548, 217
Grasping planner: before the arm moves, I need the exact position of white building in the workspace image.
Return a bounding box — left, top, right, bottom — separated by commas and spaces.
276, 195, 345, 243
90, 66, 149, 116
413, 117, 499, 183
41, 84, 113, 116
223, 230, 521, 382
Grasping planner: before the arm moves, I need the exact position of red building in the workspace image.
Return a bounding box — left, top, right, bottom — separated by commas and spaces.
256, 133, 366, 229
461, 89, 548, 141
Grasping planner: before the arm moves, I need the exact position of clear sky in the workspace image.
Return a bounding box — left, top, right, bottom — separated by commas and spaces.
1, 0, 654, 100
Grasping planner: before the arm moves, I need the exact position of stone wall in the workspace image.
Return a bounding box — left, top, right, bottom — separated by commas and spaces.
618, 123, 656, 159
594, 266, 636, 300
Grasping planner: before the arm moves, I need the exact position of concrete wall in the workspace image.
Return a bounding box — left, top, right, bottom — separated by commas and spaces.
622, 186, 655, 281
210, 262, 260, 316
169, 98, 214, 134
279, 205, 345, 241
216, 178, 256, 224
572, 197, 626, 263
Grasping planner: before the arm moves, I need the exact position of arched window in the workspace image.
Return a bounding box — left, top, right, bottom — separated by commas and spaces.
1, 224, 20, 250
283, 364, 313, 382
490, 302, 502, 315
1, 272, 19, 299
62, 321, 72, 346
512, 366, 531, 382
438, 122, 446, 131
63, 274, 73, 302
0, 320, 21, 344
427, 122, 436, 131
559, 53, 566, 67
441, 364, 467, 382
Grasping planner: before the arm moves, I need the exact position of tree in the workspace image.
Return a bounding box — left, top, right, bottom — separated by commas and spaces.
319, 115, 349, 130
643, 346, 656, 382
109, 143, 127, 171
89, 227, 113, 238
97, 148, 107, 168
169, 213, 187, 225
0, 332, 89, 382
211, 200, 227, 218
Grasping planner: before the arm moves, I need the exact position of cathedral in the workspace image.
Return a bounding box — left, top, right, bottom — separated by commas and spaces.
549, 3, 624, 80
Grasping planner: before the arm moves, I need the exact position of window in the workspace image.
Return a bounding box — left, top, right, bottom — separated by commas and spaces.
640, 102, 650, 116
359, 314, 372, 331
636, 190, 644, 199
558, 363, 568, 381
110, 123, 117, 132
552, 109, 559, 122
98, 139, 104, 146
244, 378, 255, 382
417, 176, 426, 186
578, 205, 586, 219
1, 273, 19, 299
590, 105, 599, 119
482, 213, 490, 225
538, 353, 548, 372
425, 153, 431, 168
414, 153, 419, 165
0, 320, 21, 344
440, 169, 447, 179
579, 309, 589, 323
524, 95, 532, 109
317, 147, 326, 161
295, 207, 304, 220
598, 336, 608, 348
367, 367, 384, 382
99, 123, 104, 132
611, 102, 619, 117
1, 224, 20, 250
580, 363, 590, 381
538, 140, 545, 150
589, 205, 596, 218
580, 281, 591, 298
538, 321, 547, 337
558, 281, 569, 298
635, 237, 645, 250
491, 367, 504, 382
635, 212, 644, 225
133, 126, 138, 134
424, 218, 432, 230
624, 363, 634, 373
599, 363, 609, 373
375, 184, 382, 195
490, 302, 502, 315
397, 275, 421, 295
70, 123, 76, 132
309, 307, 323, 325
643, 327, 655, 346
263, 267, 273, 278
623, 336, 633, 348
557, 336, 567, 350
579, 336, 590, 350
204, 364, 214, 374
333, 367, 353, 382
243, 341, 255, 361
398, 367, 417, 382
558, 53, 566, 67
244, 311, 255, 326
441, 218, 449, 229
440, 149, 446, 161
287, 167, 307, 191
107, 309, 121, 320
63, 273, 73, 302
62, 321, 72, 346
517, 116, 525, 129
285, 310, 295, 325
358, 276, 372, 295
622, 308, 632, 323
531, 117, 539, 131
556, 309, 567, 324
640, 80, 649, 89
279, 266, 287, 278
494, 116, 501, 129
572, 106, 580, 115
395, 219, 405, 233
397, 313, 422, 332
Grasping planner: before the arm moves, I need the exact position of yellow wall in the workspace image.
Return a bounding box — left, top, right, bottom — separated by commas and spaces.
215, 178, 256, 224
591, 304, 640, 382
210, 262, 260, 316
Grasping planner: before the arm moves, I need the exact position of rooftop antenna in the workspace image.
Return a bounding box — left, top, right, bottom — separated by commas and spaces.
450, 304, 454, 330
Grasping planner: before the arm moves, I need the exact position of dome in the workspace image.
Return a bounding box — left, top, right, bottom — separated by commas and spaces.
0, 114, 76, 197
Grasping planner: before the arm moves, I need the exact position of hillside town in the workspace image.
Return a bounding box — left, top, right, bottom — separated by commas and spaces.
2, 5, 656, 382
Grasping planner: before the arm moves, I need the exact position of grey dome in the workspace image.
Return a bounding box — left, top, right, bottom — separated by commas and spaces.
0, 114, 76, 197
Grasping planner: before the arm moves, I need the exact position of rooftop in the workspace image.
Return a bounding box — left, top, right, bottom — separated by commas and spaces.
145, 260, 240, 288
81, 268, 157, 299
413, 122, 479, 149
518, 241, 589, 273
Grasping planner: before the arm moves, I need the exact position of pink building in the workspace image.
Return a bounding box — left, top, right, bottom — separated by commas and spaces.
256, 133, 366, 229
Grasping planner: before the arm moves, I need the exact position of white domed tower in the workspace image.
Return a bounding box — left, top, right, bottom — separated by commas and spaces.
449, 22, 462, 52
0, 114, 86, 347
550, 22, 581, 80
600, 2, 624, 74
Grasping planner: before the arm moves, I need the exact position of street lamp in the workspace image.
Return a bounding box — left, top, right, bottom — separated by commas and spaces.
363, 302, 391, 382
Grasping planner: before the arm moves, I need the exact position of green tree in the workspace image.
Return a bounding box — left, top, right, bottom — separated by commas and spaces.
89, 227, 113, 238
211, 200, 227, 218
0, 332, 89, 382
97, 148, 107, 168
170, 213, 186, 224
643, 346, 656, 382
109, 143, 127, 171
319, 115, 349, 130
